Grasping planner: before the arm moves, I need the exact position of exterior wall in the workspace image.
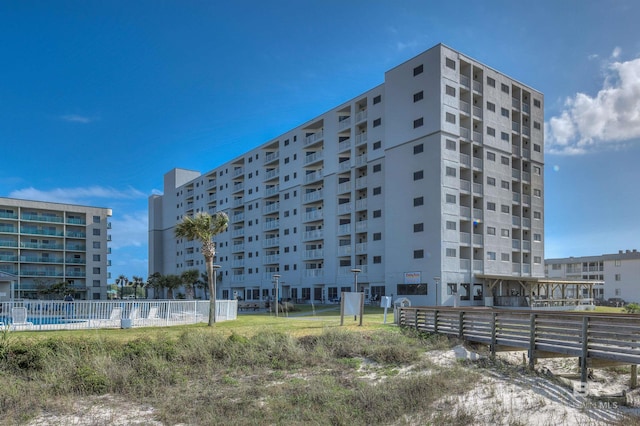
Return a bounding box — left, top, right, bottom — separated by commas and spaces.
546, 250, 640, 302
0, 197, 112, 300
149, 43, 545, 306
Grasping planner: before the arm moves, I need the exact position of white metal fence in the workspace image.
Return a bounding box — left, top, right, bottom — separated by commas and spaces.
0, 299, 238, 331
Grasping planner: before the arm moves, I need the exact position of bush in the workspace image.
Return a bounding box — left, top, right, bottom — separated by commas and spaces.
624, 303, 640, 313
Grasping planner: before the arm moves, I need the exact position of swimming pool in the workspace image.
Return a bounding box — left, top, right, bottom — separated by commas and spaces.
0, 316, 87, 325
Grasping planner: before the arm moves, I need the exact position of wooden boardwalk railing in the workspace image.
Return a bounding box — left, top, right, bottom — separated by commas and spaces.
398, 307, 640, 386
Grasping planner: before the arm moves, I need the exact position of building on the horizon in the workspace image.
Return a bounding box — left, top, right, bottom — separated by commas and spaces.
149, 43, 545, 306
0, 197, 112, 301
545, 250, 640, 303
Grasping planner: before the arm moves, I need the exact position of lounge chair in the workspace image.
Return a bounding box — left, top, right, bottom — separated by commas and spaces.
93, 307, 122, 328
135, 306, 165, 326
11, 307, 33, 330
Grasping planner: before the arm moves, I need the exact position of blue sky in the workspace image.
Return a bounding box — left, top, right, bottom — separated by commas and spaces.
1, 1, 640, 280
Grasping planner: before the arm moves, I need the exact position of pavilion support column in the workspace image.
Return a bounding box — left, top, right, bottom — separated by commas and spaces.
631, 365, 638, 389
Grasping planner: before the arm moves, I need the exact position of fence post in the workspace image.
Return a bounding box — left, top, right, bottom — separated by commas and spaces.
490, 311, 497, 357
434, 310, 439, 334
580, 316, 589, 384
458, 311, 464, 339
414, 309, 419, 331
528, 313, 536, 369
631, 365, 638, 389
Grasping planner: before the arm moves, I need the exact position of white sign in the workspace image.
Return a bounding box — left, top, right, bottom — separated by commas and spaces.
380, 296, 392, 308
404, 271, 421, 284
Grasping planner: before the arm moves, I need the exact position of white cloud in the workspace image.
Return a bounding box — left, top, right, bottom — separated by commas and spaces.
546, 52, 640, 155
9, 186, 146, 205
60, 114, 95, 123
109, 211, 148, 250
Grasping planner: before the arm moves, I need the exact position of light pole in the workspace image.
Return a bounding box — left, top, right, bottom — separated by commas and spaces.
116, 276, 128, 299
273, 274, 281, 317
351, 269, 361, 321
433, 276, 441, 306
213, 264, 221, 301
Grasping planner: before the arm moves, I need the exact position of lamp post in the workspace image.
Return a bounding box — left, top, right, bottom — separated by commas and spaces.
116, 276, 128, 299
351, 269, 361, 321
273, 274, 281, 317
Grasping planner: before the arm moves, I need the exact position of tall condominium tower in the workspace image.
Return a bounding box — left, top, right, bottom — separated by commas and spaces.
0, 197, 112, 301
149, 43, 544, 306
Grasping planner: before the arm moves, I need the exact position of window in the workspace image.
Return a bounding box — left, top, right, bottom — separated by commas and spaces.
487, 226, 496, 235
446, 194, 456, 204
373, 95, 381, 104
534, 121, 541, 130
413, 197, 424, 207
534, 99, 541, 108
93, 216, 100, 223
534, 211, 542, 219
445, 85, 456, 97
501, 205, 510, 214
397, 284, 427, 296
414, 143, 424, 154
413, 223, 424, 232
93, 241, 100, 249
487, 77, 496, 87
93, 229, 100, 236
93, 267, 101, 274
373, 186, 382, 195
413, 91, 424, 102
93, 254, 100, 261
447, 283, 458, 295
533, 188, 542, 197
445, 112, 456, 124
373, 210, 382, 218
413, 64, 423, 76
413, 117, 424, 128
487, 102, 495, 112
533, 166, 541, 175
534, 256, 542, 264
501, 229, 510, 237
487, 177, 496, 186
486, 152, 496, 161
373, 164, 382, 173
501, 253, 510, 262
373, 141, 381, 150
373, 256, 382, 264
487, 127, 495, 137
501, 83, 509, 94
501, 108, 509, 118
446, 139, 456, 150
373, 232, 382, 241
445, 166, 457, 177
373, 118, 382, 127
414, 249, 424, 259
445, 58, 456, 69
446, 248, 456, 257
501, 132, 509, 141
413, 170, 424, 180
487, 251, 496, 261
501, 156, 510, 165
501, 180, 510, 190
534, 233, 542, 242
446, 221, 456, 230
487, 202, 496, 211
534, 144, 541, 152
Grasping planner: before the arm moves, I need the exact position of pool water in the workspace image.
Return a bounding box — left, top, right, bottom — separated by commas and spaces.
0, 316, 87, 325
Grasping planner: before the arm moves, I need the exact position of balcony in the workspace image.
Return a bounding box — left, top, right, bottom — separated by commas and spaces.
355, 132, 368, 146
460, 127, 471, 140
231, 228, 245, 238
232, 167, 244, 178
472, 106, 483, 118
339, 160, 352, 171
264, 168, 280, 181
337, 181, 352, 194
20, 227, 64, 237
459, 100, 471, 115
304, 268, 324, 278
304, 130, 324, 147
232, 243, 245, 253
263, 254, 279, 264
262, 237, 279, 248
472, 131, 483, 144
263, 220, 280, 231
303, 152, 323, 166
355, 242, 367, 254
232, 212, 245, 223
66, 231, 86, 239
355, 154, 367, 167
264, 185, 280, 197
338, 203, 352, 215
20, 255, 64, 264
304, 170, 323, 184
460, 75, 470, 88
460, 153, 471, 167
303, 249, 324, 260
263, 202, 279, 215
472, 80, 482, 93
355, 110, 367, 123
232, 259, 245, 268
355, 199, 367, 211
231, 274, 245, 283
264, 151, 279, 165
355, 176, 367, 190
21, 214, 64, 223
303, 190, 323, 204
303, 229, 324, 241
337, 245, 351, 256
232, 182, 245, 193
338, 138, 351, 152
233, 197, 243, 207
338, 116, 352, 130
355, 220, 368, 233
0, 240, 18, 248
0, 212, 18, 220
337, 224, 352, 235
303, 210, 323, 222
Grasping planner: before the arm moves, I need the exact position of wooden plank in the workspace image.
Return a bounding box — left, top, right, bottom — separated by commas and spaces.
589, 337, 640, 348
588, 345, 640, 357
535, 343, 582, 357
588, 349, 640, 365
535, 333, 582, 343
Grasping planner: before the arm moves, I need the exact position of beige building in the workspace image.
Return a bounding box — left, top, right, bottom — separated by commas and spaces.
149, 43, 545, 306
0, 197, 112, 300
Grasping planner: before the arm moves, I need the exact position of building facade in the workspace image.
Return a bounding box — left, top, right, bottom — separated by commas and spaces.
546, 250, 640, 303
149, 43, 545, 306
0, 197, 112, 301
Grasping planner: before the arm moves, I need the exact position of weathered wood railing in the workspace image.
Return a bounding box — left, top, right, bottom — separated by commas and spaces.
398, 307, 640, 386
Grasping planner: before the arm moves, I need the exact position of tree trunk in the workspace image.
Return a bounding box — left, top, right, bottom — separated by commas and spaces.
206, 256, 216, 325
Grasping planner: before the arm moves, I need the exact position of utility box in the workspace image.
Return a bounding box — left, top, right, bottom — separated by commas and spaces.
121, 318, 132, 329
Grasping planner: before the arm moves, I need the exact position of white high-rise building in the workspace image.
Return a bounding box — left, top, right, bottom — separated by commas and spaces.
149, 44, 545, 306
0, 197, 112, 301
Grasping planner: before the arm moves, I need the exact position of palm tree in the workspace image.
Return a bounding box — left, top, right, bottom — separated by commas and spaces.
175, 212, 229, 325
161, 274, 182, 299
196, 272, 209, 300
147, 272, 162, 299
181, 269, 200, 299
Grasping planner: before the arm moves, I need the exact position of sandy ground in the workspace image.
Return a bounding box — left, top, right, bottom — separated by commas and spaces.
26, 344, 640, 425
